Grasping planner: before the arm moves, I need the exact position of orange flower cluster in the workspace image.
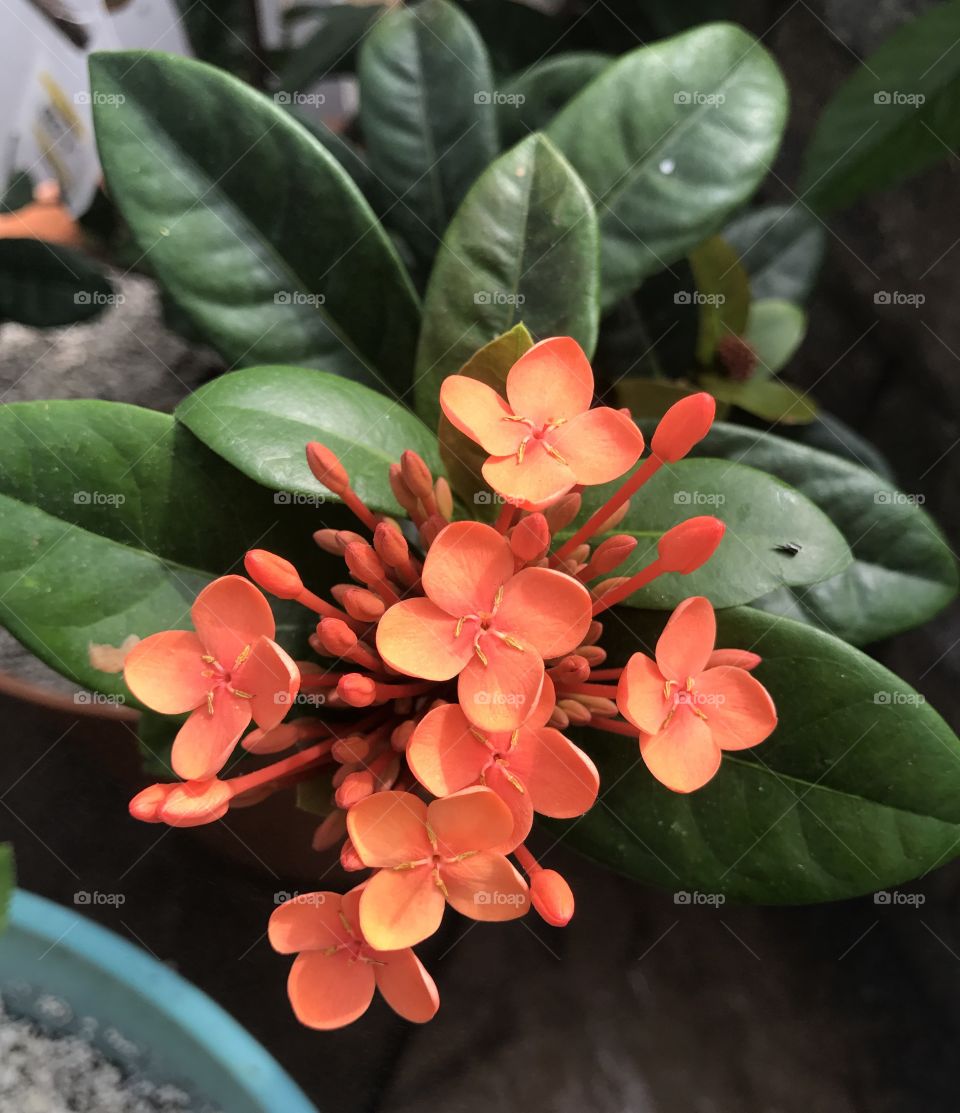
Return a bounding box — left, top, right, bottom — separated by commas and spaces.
125, 338, 776, 1028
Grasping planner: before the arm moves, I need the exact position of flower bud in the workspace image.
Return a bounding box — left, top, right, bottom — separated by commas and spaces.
510, 513, 550, 563
337, 673, 377, 707
340, 838, 366, 872
159, 779, 232, 827
317, 617, 358, 657
557, 698, 591, 726
434, 477, 454, 520
531, 869, 575, 927
657, 516, 725, 574
588, 534, 637, 577
543, 493, 581, 534
242, 722, 300, 755
129, 783, 170, 823
651, 393, 715, 463
332, 585, 386, 622
332, 735, 374, 764
312, 808, 346, 851
400, 450, 434, 500
244, 549, 302, 599
374, 521, 410, 569
335, 770, 375, 809
306, 442, 349, 494
344, 541, 386, 586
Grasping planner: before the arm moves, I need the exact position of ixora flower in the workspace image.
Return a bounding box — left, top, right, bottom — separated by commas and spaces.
123, 576, 300, 780
440, 336, 645, 508
615, 597, 777, 792
347, 787, 529, 950
269, 888, 439, 1028
120, 336, 764, 1030
376, 519, 592, 731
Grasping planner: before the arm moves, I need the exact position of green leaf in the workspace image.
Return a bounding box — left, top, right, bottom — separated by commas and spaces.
723, 204, 826, 302
296, 770, 336, 816
89, 50, 419, 390
575, 457, 852, 609
177, 365, 441, 515
616, 378, 699, 421
688, 236, 750, 364
553, 606, 960, 903
0, 240, 114, 327
0, 401, 341, 700
438, 323, 534, 509
359, 0, 498, 265
414, 133, 599, 429
687, 422, 958, 644
498, 53, 610, 147
0, 844, 13, 933
700, 374, 818, 425
800, 3, 960, 212
547, 23, 788, 307
278, 2, 385, 87
783, 412, 894, 481
743, 299, 807, 375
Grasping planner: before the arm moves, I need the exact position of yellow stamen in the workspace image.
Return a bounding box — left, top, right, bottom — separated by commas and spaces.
231, 688, 253, 699
502, 634, 524, 651
474, 642, 489, 667
201, 654, 216, 664
434, 867, 449, 898
494, 584, 504, 608
455, 615, 466, 638
206, 690, 215, 715
544, 442, 567, 465
426, 822, 438, 852
234, 644, 251, 669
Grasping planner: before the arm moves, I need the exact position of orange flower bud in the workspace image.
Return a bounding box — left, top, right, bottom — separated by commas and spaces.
344, 541, 387, 586
531, 869, 575, 927
332, 735, 375, 764
543, 492, 581, 534
306, 441, 349, 494
311, 808, 346, 851
650, 393, 715, 463
337, 673, 377, 707
335, 769, 375, 809
588, 534, 637, 577
400, 450, 434, 500
332, 585, 386, 622
317, 617, 359, 657
129, 783, 170, 823
557, 698, 591, 726
434, 476, 454, 520
510, 513, 550, 562
656, 516, 725, 574
244, 549, 303, 599
374, 521, 409, 569
340, 837, 366, 872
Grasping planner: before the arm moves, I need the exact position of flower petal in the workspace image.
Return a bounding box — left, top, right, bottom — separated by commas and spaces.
287, 950, 376, 1030
695, 666, 777, 751
375, 948, 440, 1024
170, 688, 251, 780
617, 652, 670, 733
376, 597, 474, 681
428, 785, 515, 856
407, 704, 488, 797
191, 575, 275, 666
548, 407, 644, 486
482, 443, 575, 510
526, 673, 557, 728
439, 375, 525, 456
268, 892, 346, 954
458, 638, 544, 731
421, 521, 515, 617
707, 648, 761, 671
508, 727, 599, 818
482, 762, 533, 852
235, 635, 300, 730
639, 709, 721, 793
443, 852, 529, 921
123, 630, 207, 714
506, 337, 594, 425
359, 865, 445, 950
656, 596, 716, 682
347, 790, 432, 867
495, 566, 592, 659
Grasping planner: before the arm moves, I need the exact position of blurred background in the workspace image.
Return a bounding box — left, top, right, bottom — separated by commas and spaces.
1, 1, 959, 1110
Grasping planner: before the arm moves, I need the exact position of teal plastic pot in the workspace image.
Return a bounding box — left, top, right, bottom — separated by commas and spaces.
0, 890, 317, 1113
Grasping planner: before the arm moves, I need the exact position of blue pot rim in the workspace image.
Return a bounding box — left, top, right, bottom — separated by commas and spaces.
7, 889, 318, 1113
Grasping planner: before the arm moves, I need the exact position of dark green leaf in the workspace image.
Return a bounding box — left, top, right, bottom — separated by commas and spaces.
723, 204, 827, 302
359, 0, 498, 265
0, 401, 342, 700
554, 605, 960, 903
547, 23, 788, 306
576, 457, 852, 609
278, 2, 384, 87
782, 412, 894, 481
743, 299, 807, 375
800, 3, 960, 212
700, 374, 818, 425
414, 133, 599, 429
90, 50, 419, 390
0, 239, 114, 326
688, 236, 750, 364
689, 421, 958, 643
498, 53, 610, 147
177, 365, 441, 514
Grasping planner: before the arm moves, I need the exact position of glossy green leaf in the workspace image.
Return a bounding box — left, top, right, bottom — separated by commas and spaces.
700, 374, 818, 425
723, 204, 827, 302
687, 422, 958, 644
575, 457, 852, 609
553, 605, 960, 903
498, 52, 610, 147
744, 299, 807, 374
688, 236, 750, 364
414, 133, 599, 429
177, 365, 441, 514
0, 240, 114, 327
784, 412, 894, 481
438, 323, 534, 510
89, 50, 419, 389
547, 23, 788, 306
801, 3, 960, 212
278, 2, 384, 87
359, 0, 498, 265
0, 401, 340, 701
